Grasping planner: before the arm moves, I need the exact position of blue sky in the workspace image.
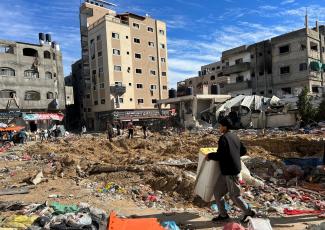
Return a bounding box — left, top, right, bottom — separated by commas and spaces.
0, 0, 324, 88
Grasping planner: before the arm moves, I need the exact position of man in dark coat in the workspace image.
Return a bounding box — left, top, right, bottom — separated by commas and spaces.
207, 117, 255, 223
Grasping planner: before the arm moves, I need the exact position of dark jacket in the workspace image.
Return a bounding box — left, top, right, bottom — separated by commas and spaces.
207, 132, 247, 175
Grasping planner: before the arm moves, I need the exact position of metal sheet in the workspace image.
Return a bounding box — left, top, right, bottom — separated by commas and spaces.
241, 96, 255, 108
254, 95, 262, 110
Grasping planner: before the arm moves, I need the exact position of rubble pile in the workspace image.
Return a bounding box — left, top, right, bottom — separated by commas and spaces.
0, 131, 325, 229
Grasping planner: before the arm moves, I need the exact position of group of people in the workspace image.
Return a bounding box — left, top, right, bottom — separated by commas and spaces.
106, 120, 148, 141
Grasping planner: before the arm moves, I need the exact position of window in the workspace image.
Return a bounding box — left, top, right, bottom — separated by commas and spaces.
135, 53, 141, 59
279, 45, 290, 54
148, 42, 155, 47
113, 49, 120, 55
0, 67, 15, 76
126, 36, 129, 39
133, 23, 140, 29
310, 42, 318, 51
114, 65, 121, 71
100, 83, 105, 88
150, 85, 157, 90
163, 85, 167, 90
93, 85, 97, 91
0, 90, 16, 98
0, 45, 14, 54
282, 87, 291, 94
147, 27, 154, 32
268, 90, 273, 94
133, 38, 140, 44
152, 99, 157, 104
87, 108, 91, 112
235, 58, 243, 64
136, 84, 143, 89
86, 94, 90, 99
259, 52, 263, 57
301, 44, 306, 51
115, 82, 122, 86
25, 91, 40, 100
112, 33, 119, 39
127, 51, 130, 55
160, 43, 165, 49
251, 54, 254, 59
129, 83, 132, 86
136, 69, 142, 74
130, 98, 133, 102
149, 56, 156, 61
162, 72, 167, 76
137, 99, 144, 104
45, 71, 52, 79
159, 29, 165, 35
259, 71, 264, 76
236, 76, 244, 83
24, 70, 39, 78
23, 48, 38, 57
101, 99, 105, 104
312, 86, 319, 93
260, 91, 265, 95
280, 66, 290, 75
94, 100, 98, 105
118, 98, 124, 104
97, 35, 101, 41
150, 70, 156, 75
299, 63, 307, 71
210, 75, 215, 80
47, 92, 54, 99
44, 51, 51, 59
53, 53, 56, 60
98, 51, 102, 57
161, 57, 166, 62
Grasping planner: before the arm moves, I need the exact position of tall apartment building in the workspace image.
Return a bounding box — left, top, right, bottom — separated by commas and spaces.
0, 34, 65, 130
178, 18, 325, 98
77, 0, 169, 130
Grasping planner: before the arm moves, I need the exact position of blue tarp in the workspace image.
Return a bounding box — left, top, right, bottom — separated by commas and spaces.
284, 158, 323, 168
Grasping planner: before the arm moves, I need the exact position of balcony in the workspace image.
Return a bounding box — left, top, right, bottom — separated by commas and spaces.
223, 80, 252, 92
110, 85, 126, 96
222, 62, 250, 75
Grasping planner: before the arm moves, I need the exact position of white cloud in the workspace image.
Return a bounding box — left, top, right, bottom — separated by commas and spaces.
281, 0, 295, 5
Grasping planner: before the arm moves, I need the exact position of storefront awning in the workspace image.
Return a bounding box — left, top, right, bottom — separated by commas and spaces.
22, 113, 64, 121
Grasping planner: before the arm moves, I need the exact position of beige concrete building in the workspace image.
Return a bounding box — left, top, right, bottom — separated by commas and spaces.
78, 0, 168, 130
178, 18, 325, 99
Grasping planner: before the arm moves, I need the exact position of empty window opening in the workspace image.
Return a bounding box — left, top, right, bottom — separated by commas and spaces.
210, 75, 216, 80
0, 45, 14, 54
279, 45, 290, 54
310, 42, 318, 51
282, 87, 292, 95
235, 58, 243, 64
236, 76, 244, 83
299, 63, 307, 71
23, 48, 38, 57
280, 66, 290, 75
47, 92, 54, 99
44, 51, 51, 59
45, 71, 52, 79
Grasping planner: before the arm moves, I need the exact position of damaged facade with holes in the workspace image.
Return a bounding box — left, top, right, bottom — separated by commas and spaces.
0, 34, 65, 130
177, 18, 325, 99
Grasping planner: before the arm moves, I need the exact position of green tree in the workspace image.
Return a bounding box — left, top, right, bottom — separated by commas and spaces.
297, 87, 317, 124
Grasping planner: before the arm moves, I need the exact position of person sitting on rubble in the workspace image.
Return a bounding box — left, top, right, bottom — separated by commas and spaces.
127, 120, 134, 139
206, 117, 255, 223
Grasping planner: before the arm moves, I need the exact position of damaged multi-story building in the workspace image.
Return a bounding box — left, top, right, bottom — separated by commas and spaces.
0, 34, 66, 130
74, 0, 169, 130
178, 17, 325, 98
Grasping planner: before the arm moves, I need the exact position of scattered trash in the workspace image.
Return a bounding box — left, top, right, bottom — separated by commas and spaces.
162, 221, 180, 230
247, 217, 272, 230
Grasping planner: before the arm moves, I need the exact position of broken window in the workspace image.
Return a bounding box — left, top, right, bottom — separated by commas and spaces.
24, 70, 39, 78
235, 58, 243, 65
135, 53, 141, 59
300, 44, 306, 51
0, 67, 15, 76
210, 75, 216, 80
280, 66, 290, 75
47, 92, 54, 99
236, 76, 244, 83
0, 45, 14, 54
23, 48, 38, 57
279, 45, 290, 54
0, 90, 16, 98
260, 91, 264, 95
25, 91, 40, 100
44, 51, 51, 59
299, 63, 307, 71
282, 87, 291, 94
251, 72, 255, 78
310, 42, 318, 51
312, 86, 319, 93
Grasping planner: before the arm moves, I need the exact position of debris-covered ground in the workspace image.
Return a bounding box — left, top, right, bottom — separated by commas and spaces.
0, 129, 325, 229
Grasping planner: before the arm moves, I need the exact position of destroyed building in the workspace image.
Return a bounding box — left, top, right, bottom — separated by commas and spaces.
75, 0, 169, 131
0, 34, 65, 129
178, 17, 325, 98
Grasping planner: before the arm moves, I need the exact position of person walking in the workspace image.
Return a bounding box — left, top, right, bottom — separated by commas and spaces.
206, 117, 255, 223
18, 129, 28, 144
107, 122, 114, 142
142, 123, 147, 139
127, 120, 134, 139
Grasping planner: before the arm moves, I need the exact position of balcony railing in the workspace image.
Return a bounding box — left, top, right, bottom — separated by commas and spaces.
222, 62, 250, 75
